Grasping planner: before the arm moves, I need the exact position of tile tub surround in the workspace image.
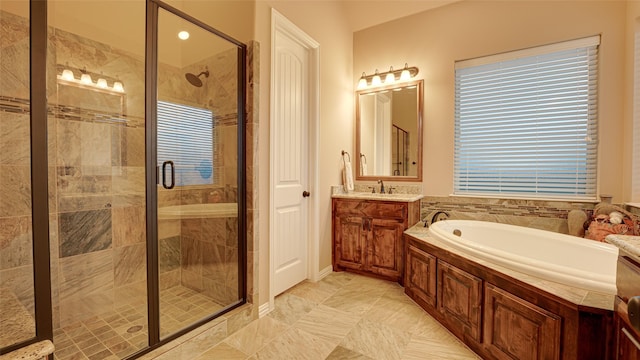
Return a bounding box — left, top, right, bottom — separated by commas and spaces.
405, 224, 615, 310
140, 272, 480, 360
606, 235, 640, 263
420, 196, 600, 234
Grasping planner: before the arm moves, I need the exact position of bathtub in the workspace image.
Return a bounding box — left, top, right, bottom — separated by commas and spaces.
428, 220, 618, 294
158, 203, 237, 220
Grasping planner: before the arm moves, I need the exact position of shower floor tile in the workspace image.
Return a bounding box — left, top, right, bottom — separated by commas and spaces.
53, 285, 224, 360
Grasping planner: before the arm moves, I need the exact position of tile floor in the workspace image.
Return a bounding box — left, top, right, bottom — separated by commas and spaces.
144, 272, 480, 360
53, 286, 224, 360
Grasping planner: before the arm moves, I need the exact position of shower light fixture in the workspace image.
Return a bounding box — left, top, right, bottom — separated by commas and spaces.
178, 30, 190, 40
57, 64, 125, 93
61, 69, 75, 81
113, 81, 124, 92
80, 73, 93, 84
96, 78, 108, 88
357, 63, 419, 89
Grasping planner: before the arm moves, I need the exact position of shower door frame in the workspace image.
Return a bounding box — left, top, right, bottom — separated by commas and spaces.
143, 0, 248, 353
0, 0, 247, 357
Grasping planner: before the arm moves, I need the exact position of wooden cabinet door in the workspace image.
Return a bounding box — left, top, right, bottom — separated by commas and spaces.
617, 324, 640, 360
484, 283, 561, 360
334, 215, 366, 271
405, 244, 437, 308
438, 260, 483, 342
366, 218, 404, 280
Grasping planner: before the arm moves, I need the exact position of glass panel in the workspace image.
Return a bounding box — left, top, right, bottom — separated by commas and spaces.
0, 0, 36, 349
47, 1, 147, 358
157, 7, 240, 339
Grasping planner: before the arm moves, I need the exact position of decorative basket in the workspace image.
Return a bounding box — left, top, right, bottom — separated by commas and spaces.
584, 203, 640, 242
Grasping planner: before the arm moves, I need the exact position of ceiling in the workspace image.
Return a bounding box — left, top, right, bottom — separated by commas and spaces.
341, 0, 460, 32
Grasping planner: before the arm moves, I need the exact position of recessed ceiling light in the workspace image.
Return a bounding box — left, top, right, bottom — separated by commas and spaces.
178, 31, 190, 40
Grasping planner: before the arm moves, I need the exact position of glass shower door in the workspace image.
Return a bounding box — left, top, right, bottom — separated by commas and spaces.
155, 7, 242, 339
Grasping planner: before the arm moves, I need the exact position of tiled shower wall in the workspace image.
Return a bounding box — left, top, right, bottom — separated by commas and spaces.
0, 9, 247, 333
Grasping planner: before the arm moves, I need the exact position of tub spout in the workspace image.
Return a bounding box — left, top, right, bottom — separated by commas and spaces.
426, 210, 449, 227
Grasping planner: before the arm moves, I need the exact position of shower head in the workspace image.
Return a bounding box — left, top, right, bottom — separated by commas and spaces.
185, 70, 209, 87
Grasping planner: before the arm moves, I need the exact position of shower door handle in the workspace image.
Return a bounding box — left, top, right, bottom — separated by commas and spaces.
162, 160, 175, 189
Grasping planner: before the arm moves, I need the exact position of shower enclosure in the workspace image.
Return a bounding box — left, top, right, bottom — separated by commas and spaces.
0, 1, 246, 358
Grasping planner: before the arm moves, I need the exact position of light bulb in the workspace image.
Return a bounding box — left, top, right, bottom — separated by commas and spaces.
385, 72, 395, 84
400, 63, 411, 81
113, 81, 124, 92
61, 69, 74, 81
357, 72, 367, 89
371, 70, 381, 87
80, 73, 92, 84
96, 78, 108, 88
178, 31, 190, 40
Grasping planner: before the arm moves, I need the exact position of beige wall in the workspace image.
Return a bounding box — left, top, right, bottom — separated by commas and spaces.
354, 0, 629, 202
624, 1, 640, 201
253, 1, 354, 306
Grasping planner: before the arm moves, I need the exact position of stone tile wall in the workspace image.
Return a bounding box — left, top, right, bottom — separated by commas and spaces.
0, 9, 255, 346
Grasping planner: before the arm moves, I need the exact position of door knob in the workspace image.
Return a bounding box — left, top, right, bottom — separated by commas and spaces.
302, 191, 310, 197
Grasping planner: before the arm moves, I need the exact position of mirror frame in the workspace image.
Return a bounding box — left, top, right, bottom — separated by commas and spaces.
356, 79, 423, 182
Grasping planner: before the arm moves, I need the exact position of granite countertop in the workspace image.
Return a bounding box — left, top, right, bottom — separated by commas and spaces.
331, 185, 424, 202
605, 234, 640, 263
331, 192, 424, 202
405, 224, 615, 311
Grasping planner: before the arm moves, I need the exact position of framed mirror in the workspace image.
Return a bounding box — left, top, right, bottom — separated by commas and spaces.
356, 79, 423, 181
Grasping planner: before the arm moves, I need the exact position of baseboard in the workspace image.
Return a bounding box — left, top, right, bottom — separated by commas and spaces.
258, 302, 273, 318
315, 265, 333, 281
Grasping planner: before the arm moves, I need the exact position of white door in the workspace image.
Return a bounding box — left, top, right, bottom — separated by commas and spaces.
271, 16, 313, 296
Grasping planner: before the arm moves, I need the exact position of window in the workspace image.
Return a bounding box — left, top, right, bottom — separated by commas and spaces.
454, 36, 599, 200
157, 101, 214, 186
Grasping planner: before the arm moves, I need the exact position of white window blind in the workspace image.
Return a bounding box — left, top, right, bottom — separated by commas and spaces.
632, 29, 640, 202
157, 101, 214, 186
454, 36, 599, 200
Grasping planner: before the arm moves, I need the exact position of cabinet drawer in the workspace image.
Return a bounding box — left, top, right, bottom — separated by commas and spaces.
334, 199, 407, 220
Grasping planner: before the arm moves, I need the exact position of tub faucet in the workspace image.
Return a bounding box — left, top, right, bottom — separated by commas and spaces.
424, 210, 449, 227
378, 179, 385, 194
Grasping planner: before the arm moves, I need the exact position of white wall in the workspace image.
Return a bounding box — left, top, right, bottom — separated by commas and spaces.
354, 0, 629, 202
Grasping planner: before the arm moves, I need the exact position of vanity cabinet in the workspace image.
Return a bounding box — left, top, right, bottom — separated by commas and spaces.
404, 234, 613, 360
614, 255, 640, 360
332, 198, 420, 283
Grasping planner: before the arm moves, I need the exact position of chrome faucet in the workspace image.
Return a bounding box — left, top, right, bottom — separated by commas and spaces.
377, 179, 385, 194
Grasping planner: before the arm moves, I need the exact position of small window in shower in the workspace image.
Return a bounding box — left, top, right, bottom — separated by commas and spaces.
157, 100, 214, 186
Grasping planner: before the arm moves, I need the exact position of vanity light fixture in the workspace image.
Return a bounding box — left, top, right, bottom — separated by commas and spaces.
357, 63, 419, 89
57, 64, 125, 93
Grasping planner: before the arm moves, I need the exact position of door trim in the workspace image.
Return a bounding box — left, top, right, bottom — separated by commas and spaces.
269, 9, 320, 313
